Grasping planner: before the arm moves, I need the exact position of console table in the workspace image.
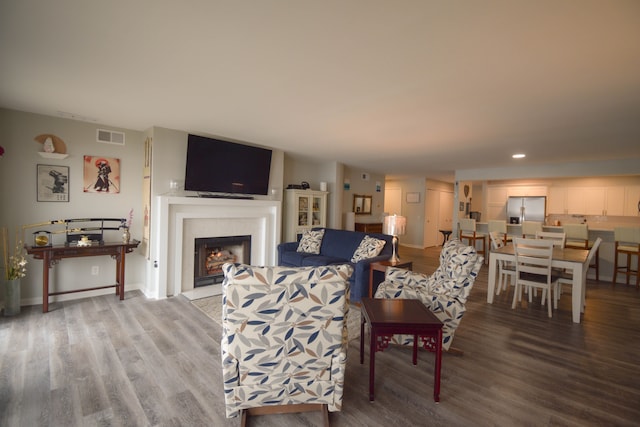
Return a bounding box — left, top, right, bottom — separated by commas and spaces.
26, 240, 140, 313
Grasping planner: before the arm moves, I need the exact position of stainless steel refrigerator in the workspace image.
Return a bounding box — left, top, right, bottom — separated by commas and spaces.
507, 196, 546, 224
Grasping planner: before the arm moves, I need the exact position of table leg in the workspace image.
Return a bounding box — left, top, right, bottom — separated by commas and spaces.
487, 254, 497, 303
434, 329, 442, 402
572, 263, 585, 323
412, 334, 418, 365
42, 250, 51, 313
369, 327, 376, 401
117, 247, 125, 300
360, 311, 365, 364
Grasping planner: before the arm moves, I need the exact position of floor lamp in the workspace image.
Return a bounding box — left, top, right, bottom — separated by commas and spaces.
383, 214, 406, 263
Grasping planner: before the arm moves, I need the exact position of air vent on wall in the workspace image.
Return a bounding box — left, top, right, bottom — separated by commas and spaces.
97, 129, 125, 145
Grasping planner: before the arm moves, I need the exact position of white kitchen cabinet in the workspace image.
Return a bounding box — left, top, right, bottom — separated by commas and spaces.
547, 187, 568, 214
604, 186, 625, 216
284, 189, 328, 241
624, 186, 640, 216
486, 186, 508, 220
507, 186, 547, 197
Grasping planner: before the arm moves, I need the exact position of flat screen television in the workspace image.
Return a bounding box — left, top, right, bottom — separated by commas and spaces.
184, 134, 272, 196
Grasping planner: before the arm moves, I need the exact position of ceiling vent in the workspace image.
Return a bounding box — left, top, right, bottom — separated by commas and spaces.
97, 129, 125, 145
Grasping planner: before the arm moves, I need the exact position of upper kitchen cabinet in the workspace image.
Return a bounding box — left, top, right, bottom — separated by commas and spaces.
625, 186, 640, 216
507, 186, 547, 197
547, 187, 568, 214
605, 186, 625, 216
550, 186, 625, 216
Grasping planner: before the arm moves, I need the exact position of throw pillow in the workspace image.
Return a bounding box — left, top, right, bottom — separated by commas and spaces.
297, 229, 325, 254
351, 235, 386, 263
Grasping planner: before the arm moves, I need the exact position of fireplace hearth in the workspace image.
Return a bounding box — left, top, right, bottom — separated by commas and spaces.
194, 235, 251, 287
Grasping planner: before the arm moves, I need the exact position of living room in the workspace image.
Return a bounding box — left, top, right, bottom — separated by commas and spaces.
2, 1, 640, 425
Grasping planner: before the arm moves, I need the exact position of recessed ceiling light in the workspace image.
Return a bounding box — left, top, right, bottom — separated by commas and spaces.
512, 153, 526, 159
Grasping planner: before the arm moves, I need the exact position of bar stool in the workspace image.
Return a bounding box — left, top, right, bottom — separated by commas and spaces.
563, 223, 599, 281
459, 218, 486, 262
521, 220, 542, 238
613, 227, 640, 288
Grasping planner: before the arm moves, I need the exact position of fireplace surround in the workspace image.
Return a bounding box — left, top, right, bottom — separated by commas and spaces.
151, 196, 281, 299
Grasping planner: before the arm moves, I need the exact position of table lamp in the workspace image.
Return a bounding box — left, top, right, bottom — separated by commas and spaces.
383, 214, 406, 263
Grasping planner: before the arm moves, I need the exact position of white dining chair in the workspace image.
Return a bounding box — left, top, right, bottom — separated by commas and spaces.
489, 231, 516, 297
554, 237, 602, 306
512, 238, 560, 318
536, 231, 566, 248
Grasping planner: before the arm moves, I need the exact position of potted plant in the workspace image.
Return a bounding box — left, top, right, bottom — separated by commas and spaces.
2, 226, 27, 316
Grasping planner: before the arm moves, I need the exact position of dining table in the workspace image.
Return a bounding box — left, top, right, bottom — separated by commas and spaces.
487, 244, 589, 323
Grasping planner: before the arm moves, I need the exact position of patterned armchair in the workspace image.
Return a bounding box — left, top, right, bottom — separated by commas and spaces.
374, 239, 483, 351
221, 263, 352, 424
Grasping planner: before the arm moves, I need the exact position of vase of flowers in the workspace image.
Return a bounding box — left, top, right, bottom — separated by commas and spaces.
2, 226, 27, 316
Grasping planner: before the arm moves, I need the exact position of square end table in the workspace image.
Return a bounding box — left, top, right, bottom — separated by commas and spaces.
360, 297, 443, 402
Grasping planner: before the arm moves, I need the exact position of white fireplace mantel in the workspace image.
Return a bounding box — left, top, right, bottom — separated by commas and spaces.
150, 196, 281, 299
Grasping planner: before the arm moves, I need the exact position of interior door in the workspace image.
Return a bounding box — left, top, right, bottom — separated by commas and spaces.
424, 189, 439, 247
438, 191, 454, 241
384, 187, 402, 215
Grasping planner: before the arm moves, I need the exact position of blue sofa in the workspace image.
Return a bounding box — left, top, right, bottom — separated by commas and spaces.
277, 227, 393, 302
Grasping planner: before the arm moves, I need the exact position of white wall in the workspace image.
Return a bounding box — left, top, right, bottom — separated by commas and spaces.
0, 108, 146, 305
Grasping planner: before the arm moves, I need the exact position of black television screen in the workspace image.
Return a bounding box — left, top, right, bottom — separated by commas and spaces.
184, 134, 272, 195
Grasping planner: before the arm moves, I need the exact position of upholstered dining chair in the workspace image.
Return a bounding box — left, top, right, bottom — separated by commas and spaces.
512, 238, 560, 318
563, 223, 599, 280
521, 220, 542, 238
612, 227, 640, 287
535, 230, 566, 248
459, 218, 486, 263
488, 220, 511, 246
221, 263, 352, 426
489, 231, 516, 297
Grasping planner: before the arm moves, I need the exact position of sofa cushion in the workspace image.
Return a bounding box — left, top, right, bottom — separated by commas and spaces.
319, 228, 367, 260
297, 229, 325, 254
351, 235, 386, 262
300, 255, 353, 268
280, 250, 317, 266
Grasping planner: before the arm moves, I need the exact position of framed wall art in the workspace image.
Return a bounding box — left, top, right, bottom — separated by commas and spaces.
83, 155, 121, 193
406, 192, 420, 203
37, 164, 69, 202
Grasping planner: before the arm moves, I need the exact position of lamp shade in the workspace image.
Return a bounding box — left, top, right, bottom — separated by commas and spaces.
383, 214, 406, 236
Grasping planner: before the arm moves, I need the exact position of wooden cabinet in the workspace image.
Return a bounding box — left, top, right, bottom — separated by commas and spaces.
284, 189, 328, 241
355, 222, 383, 233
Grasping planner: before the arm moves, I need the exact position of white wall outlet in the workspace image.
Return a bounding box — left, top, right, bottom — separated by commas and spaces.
91, 266, 99, 275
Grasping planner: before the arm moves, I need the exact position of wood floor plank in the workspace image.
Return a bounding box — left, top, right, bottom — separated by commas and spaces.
1, 245, 639, 426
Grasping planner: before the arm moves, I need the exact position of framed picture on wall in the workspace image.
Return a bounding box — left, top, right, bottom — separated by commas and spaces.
83, 155, 121, 193
406, 192, 420, 203
37, 164, 70, 202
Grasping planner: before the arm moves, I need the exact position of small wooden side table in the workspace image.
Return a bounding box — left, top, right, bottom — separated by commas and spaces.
369, 260, 413, 297
439, 230, 452, 245
360, 298, 443, 402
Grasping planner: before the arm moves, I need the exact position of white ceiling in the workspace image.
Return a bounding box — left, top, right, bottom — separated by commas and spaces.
2, 1, 640, 182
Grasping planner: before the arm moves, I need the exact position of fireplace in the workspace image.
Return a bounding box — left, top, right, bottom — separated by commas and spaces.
152, 196, 280, 299
194, 235, 251, 287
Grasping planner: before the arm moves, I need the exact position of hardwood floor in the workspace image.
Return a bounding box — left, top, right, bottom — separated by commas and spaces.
1, 245, 639, 426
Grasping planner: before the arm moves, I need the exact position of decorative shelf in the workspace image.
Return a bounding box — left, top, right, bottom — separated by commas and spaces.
38, 152, 69, 159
